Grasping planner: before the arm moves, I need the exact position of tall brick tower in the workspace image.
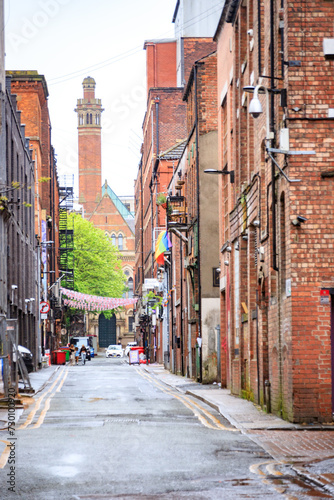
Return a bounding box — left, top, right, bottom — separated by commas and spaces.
75, 76, 104, 217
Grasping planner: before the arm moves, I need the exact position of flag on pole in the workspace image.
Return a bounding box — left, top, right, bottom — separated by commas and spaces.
155, 230, 172, 265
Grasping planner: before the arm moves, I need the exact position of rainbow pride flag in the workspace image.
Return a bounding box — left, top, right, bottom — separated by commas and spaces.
155, 231, 172, 265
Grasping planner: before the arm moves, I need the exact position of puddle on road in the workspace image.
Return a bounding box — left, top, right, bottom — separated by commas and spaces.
271, 476, 333, 498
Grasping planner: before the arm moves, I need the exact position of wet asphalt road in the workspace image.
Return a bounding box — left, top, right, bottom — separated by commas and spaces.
1, 356, 331, 499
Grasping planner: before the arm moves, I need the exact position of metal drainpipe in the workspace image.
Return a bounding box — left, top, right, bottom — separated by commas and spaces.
270, 0, 278, 273
150, 183, 154, 278
270, 0, 282, 416
258, 0, 261, 76
155, 99, 160, 227
180, 239, 184, 375
140, 160, 144, 287
194, 64, 202, 383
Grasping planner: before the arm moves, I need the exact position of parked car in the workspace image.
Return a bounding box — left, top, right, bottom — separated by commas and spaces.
105, 345, 124, 358
124, 342, 137, 357
13, 345, 34, 373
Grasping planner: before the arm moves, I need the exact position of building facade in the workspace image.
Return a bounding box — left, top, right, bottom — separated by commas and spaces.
215, 0, 334, 422
75, 77, 135, 349
8, 70, 60, 358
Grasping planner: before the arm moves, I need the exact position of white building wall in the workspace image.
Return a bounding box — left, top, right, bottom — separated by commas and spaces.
173, 0, 223, 86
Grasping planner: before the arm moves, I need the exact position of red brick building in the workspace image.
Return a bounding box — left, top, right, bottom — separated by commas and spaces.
215, 0, 334, 423
134, 39, 187, 365
75, 77, 135, 349
8, 70, 60, 356
166, 51, 220, 380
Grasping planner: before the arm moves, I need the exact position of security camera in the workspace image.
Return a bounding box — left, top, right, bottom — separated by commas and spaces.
248, 96, 263, 118
247, 29, 253, 36
253, 220, 260, 227
11, 285, 18, 290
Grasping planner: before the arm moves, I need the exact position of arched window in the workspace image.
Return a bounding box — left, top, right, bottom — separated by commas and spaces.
86, 113, 89, 124
118, 234, 123, 250
111, 233, 116, 246
127, 277, 133, 298
89, 114, 92, 124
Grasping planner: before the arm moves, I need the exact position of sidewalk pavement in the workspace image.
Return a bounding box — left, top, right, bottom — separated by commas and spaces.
143, 363, 334, 496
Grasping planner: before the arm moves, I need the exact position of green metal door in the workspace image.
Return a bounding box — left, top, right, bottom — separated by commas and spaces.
98, 314, 116, 347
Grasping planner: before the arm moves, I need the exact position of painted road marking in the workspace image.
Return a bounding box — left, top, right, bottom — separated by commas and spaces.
0, 440, 11, 469
18, 367, 67, 430
135, 367, 237, 431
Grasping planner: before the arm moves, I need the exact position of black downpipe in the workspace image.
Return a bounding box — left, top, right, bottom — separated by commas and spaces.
258, 0, 261, 75
180, 240, 184, 375
170, 235, 175, 373
256, 289, 260, 404
150, 182, 154, 278
280, 0, 284, 79
155, 99, 159, 227
194, 64, 202, 383
270, 0, 278, 272
155, 99, 159, 163
140, 160, 144, 287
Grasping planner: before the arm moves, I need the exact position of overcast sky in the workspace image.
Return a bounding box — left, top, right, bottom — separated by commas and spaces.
4, 0, 176, 197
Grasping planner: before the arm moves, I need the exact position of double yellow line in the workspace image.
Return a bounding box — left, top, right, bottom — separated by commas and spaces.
135, 367, 238, 432
0, 367, 68, 469
19, 367, 68, 430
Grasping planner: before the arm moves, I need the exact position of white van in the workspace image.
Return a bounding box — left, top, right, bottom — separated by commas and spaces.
70, 336, 94, 358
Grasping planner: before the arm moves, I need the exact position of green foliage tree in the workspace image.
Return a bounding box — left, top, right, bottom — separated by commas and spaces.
68, 212, 126, 299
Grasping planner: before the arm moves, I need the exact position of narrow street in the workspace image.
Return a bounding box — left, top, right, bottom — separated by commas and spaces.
1, 357, 332, 499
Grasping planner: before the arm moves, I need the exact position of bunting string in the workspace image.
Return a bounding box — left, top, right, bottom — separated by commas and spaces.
60, 288, 138, 312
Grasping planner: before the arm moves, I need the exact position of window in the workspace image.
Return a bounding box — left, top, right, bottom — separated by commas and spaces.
212, 268, 220, 287
111, 233, 116, 246
118, 234, 123, 250
127, 277, 133, 298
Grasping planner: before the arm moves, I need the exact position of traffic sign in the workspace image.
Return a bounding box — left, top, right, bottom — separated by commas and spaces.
40, 301, 50, 314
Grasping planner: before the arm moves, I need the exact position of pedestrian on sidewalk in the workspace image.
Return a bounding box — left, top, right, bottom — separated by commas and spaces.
75, 347, 79, 365
69, 344, 75, 366
80, 345, 87, 365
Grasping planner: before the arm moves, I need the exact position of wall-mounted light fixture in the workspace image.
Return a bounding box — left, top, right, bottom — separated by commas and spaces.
224, 260, 229, 266
204, 168, 235, 184
292, 215, 308, 226
226, 246, 232, 252
253, 220, 260, 227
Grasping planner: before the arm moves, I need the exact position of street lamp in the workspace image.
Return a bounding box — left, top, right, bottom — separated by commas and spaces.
204, 168, 235, 183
